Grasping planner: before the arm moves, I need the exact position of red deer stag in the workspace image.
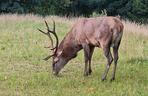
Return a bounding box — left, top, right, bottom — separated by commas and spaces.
38, 16, 124, 81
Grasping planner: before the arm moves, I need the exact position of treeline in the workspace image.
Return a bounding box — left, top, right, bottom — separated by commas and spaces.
0, 0, 148, 23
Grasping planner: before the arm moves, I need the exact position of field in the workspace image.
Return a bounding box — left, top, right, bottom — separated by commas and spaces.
0, 14, 148, 96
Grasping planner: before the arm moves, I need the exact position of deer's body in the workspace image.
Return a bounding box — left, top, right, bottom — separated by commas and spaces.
39, 16, 124, 81
58, 16, 123, 53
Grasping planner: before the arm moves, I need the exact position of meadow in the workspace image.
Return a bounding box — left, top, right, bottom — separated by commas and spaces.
0, 14, 147, 96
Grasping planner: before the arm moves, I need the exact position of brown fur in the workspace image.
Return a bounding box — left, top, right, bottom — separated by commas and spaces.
44, 16, 124, 81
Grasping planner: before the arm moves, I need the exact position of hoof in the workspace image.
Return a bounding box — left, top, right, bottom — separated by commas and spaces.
101, 78, 107, 81
110, 77, 115, 81
84, 72, 89, 76
101, 76, 107, 81
84, 70, 92, 76
88, 69, 92, 75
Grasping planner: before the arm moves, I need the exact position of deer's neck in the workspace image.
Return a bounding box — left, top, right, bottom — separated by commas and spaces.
59, 33, 82, 60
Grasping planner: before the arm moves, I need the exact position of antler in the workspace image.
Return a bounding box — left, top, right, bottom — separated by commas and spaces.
38, 20, 59, 60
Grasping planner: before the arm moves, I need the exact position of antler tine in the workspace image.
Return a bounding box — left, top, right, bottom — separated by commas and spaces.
44, 20, 52, 33
43, 54, 54, 61
45, 20, 59, 58
38, 20, 59, 61
38, 28, 47, 35
44, 20, 56, 50
44, 20, 59, 52
52, 19, 55, 33
38, 27, 54, 50
49, 20, 59, 53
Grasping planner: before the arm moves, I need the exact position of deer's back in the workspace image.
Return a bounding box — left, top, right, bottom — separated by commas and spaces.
71, 16, 123, 48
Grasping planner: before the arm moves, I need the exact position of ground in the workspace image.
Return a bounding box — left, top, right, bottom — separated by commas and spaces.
0, 14, 148, 96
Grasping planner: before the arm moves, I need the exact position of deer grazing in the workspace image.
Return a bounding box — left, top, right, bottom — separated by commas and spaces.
38, 16, 124, 81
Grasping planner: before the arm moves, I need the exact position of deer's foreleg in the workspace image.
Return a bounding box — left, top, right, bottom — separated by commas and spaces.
83, 44, 94, 76
88, 46, 94, 75
83, 44, 90, 76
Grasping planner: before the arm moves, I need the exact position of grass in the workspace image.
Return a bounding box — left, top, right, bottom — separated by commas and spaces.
0, 14, 148, 96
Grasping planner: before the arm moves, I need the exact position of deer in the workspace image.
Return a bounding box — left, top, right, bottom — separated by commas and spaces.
38, 16, 124, 81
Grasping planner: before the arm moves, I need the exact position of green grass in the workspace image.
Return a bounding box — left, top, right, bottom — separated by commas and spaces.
0, 14, 148, 96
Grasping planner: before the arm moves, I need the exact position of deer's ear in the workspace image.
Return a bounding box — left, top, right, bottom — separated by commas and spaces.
54, 57, 59, 62
57, 50, 63, 57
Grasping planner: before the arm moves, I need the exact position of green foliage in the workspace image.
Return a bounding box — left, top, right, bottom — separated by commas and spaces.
32, 0, 71, 16
0, 0, 148, 23
91, 9, 107, 17
0, 1, 24, 13
128, 0, 148, 23
68, 0, 100, 17
100, 0, 148, 23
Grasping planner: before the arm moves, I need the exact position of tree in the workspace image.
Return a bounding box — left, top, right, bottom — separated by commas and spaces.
0, 0, 148, 23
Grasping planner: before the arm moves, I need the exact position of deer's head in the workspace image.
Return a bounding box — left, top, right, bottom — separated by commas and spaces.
38, 21, 68, 75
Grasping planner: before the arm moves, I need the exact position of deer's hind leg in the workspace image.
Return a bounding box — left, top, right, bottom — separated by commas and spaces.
101, 46, 113, 81
110, 40, 121, 81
